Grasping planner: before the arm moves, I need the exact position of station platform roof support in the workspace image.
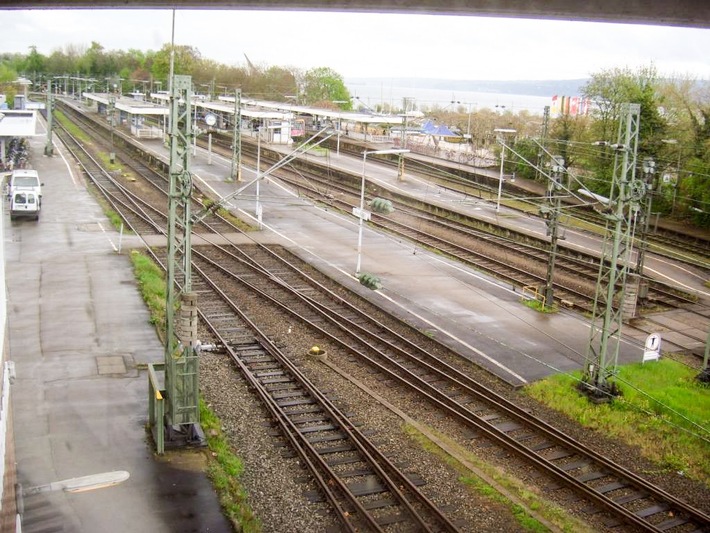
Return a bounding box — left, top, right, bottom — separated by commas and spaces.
149, 92, 405, 129
149, 92, 292, 122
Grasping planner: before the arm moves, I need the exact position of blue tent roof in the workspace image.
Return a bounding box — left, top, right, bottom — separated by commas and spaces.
433, 124, 457, 136
421, 119, 457, 136
422, 120, 437, 134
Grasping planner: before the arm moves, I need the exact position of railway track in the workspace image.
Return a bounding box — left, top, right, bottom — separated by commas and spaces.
323, 134, 710, 272
59, 101, 703, 313
55, 104, 238, 236
254, 158, 697, 313
190, 237, 710, 533
53, 121, 165, 235
56, 101, 710, 530
188, 250, 463, 531
100, 105, 710, 275
55, 106, 467, 529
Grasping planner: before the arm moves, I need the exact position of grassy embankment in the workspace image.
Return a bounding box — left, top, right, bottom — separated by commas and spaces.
526, 359, 710, 487
130, 249, 260, 531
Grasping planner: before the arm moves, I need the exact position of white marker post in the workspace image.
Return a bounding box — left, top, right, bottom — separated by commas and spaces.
643, 333, 662, 363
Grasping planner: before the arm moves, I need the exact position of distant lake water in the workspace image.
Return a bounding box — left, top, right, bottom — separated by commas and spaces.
345, 81, 552, 115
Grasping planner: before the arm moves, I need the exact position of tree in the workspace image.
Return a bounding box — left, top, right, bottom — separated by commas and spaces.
24, 45, 46, 76
581, 65, 668, 196
78, 41, 105, 75
584, 65, 666, 155
261, 66, 298, 101
151, 44, 201, 83
508, 138, 540, 180
301, 67, 351, 108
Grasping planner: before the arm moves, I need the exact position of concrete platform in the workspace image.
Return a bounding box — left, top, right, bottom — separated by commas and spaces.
6, 134, 231, 531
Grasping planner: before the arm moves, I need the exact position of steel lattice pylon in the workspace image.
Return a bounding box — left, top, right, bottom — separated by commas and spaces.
163, 74, 203, 442
582, 103, 645, 399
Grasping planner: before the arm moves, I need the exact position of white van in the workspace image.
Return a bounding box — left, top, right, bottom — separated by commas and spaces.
10, 190, 40, 221
9, 169, 42, 204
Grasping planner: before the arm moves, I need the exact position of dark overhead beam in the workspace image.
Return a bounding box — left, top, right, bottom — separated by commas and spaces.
0, 0, 709, 29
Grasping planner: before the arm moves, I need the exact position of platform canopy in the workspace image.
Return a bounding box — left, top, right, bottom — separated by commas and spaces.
84, 93, 170, 116
233, 97, 404, 125
0, 110, 40, 137
201, 98, 293, 120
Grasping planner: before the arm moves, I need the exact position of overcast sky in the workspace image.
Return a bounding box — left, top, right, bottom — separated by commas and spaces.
4, 9, 710, 81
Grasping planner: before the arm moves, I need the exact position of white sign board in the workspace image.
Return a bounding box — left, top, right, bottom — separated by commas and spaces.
352, 207, 371, 221
643, 333, 662, 363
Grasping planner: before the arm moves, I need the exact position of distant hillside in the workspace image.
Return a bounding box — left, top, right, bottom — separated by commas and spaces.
345, 77, 588, 97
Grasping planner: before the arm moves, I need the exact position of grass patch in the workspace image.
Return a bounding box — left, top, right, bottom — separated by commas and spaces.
55, 110, 92, 143
525, 359, 710, 486
404, 424, 590, 532
56, 109, 128, 177
560, 213, 607, 238
96, 151, 124, 175
84, 179, 128, 231
129, 250, 166, 329
521, 298, 558, 313
200, 197, 255, 231
302, 144, 329, 157
200, 399, 261, 532
105, 209, 126, 231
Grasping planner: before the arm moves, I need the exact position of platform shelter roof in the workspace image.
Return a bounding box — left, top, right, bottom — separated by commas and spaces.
230, 97, 404, 125
147, 93, 292, 120
0, 110, 40, 137
84, 93, 169, 115
198, 98, 293, 120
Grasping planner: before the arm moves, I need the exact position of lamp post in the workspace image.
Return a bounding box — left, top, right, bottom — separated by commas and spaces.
494, 128, 516, 212
108, 94, 116, 164
44, 85, 54, 157
543, 156, 565, 306
357, 149, 410, 274
253, 121, 285, 228
661, 139, 681, 215
466, 102, 475, 144
450, 100, 475, 151
256, 125, 262, 229
397, 97, 414, 182
497, 144, 505, 212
